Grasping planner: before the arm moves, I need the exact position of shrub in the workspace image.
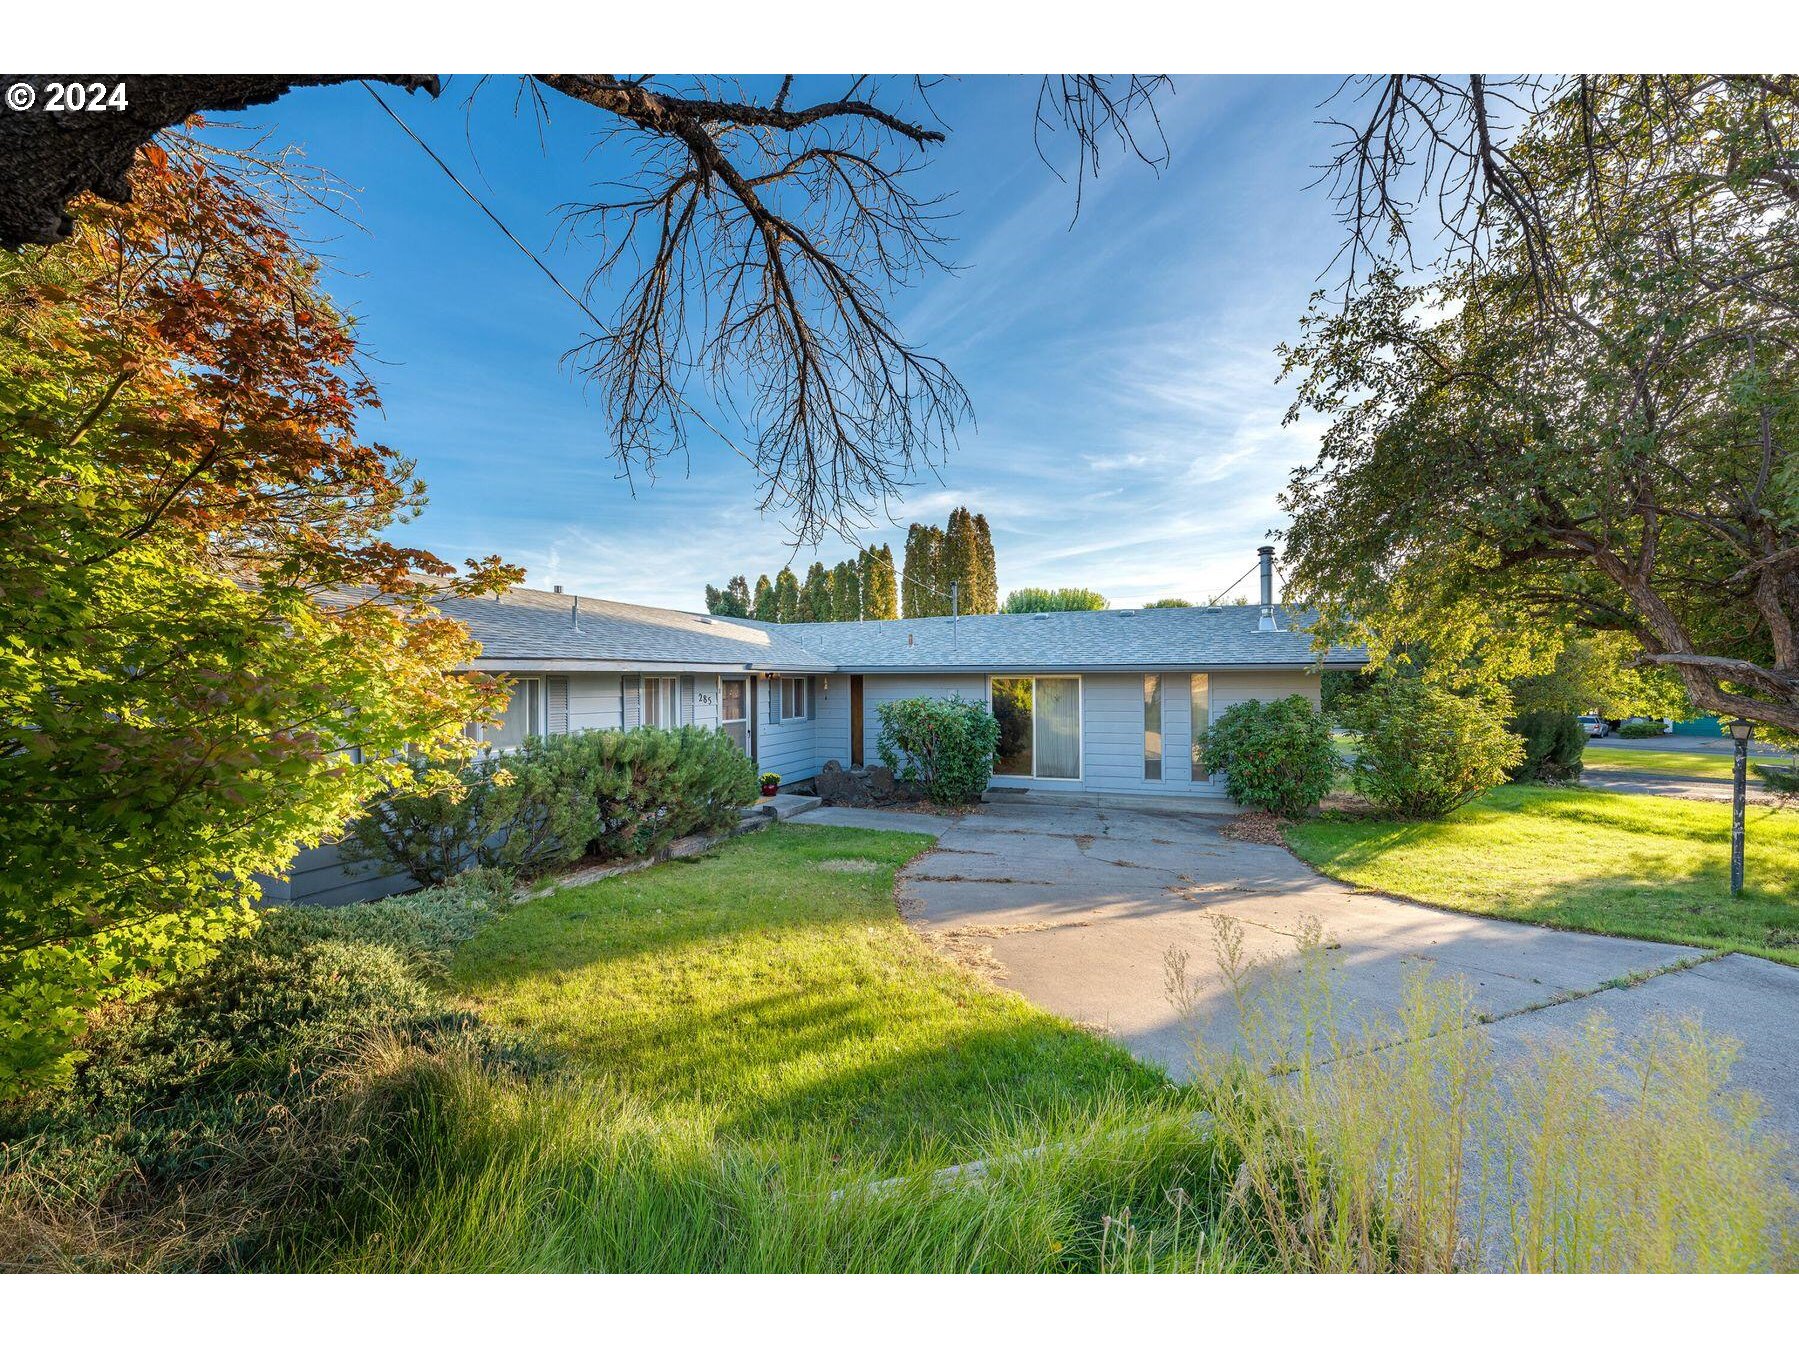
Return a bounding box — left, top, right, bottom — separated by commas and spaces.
1337, 680, 1523, 819
0, 871, 541, 1269
876, 696, 1001, 806
344, 726, 757, 885
1618, 720, 1664, 738
1510, 710, 1586, 783
1754, 762, 1799, 798
1200, 696, 1337, 817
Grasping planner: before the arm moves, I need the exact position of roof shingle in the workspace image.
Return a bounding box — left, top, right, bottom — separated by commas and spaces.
438, 586, 1365, 672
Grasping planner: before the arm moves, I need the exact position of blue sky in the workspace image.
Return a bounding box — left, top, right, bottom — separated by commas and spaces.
241, 75, 1347, 609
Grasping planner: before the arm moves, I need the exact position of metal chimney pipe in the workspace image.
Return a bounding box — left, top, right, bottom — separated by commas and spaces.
1257, 546, 1277, 632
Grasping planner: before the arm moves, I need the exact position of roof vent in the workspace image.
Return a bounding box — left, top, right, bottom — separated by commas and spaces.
697, 616, 714, 625
1117, 610, 1135, 617
553, 584, 563, 594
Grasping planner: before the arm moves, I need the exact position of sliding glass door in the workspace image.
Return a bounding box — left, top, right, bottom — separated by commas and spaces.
989, 675, 1081, 780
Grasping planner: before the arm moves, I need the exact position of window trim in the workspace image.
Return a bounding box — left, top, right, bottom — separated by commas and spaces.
985, 673, 1083, 782
781, 676, 809, 721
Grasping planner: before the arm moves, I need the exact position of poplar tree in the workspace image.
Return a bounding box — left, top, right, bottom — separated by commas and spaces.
724, 575, 753, 617
798, 562, 833, 622
774, 567, 800, 624
861, 545, 899, 620
752, 574, 777, 622
831, 560, 861, 622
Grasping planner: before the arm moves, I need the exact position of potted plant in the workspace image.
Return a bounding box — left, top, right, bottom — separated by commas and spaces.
760, 771, 782, 798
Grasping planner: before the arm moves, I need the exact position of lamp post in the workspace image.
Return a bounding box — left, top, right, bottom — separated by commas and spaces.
1728, 717, 1753, 896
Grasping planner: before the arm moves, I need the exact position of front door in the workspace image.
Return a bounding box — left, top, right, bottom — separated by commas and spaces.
721, 676, 753, 759
849, 674, 865, 767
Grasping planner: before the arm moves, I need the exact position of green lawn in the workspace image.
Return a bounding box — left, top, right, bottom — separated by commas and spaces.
1286, 785, 1799, 964
1583, 745, 1790, 781
450, 824, 1166, 1167
301, 824, 1229, 1272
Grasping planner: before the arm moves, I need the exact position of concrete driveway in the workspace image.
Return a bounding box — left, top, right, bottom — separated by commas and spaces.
804, 795, 1799, 1142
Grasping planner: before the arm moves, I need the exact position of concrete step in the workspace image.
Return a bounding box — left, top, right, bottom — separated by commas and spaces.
741, 792, 821, 822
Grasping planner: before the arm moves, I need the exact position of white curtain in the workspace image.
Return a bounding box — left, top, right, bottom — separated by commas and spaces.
1035, 677, 1081, 779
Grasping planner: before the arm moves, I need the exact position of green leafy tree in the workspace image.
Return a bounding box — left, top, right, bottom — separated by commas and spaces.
752, 574, 777, 622
831, 560, 861, 622
1341, 681, 1523, 818
1510, 634, 1690, 721
1003, 587, 1109, 613
1143, 598, 1193, 608
860, 545, 899, 620
703, 584, 726, 614
1283, 77, 1799, 738
0, 144, 514, 1091
773, 567, 800, 624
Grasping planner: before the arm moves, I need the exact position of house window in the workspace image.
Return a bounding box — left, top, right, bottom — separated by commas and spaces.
1190, 673, 1211, 780
989, 675, 1081, 780
782, 677, 808, 721
1144, 675, 1163, 780
487, 678, 541, 750
643, 676, 680, 729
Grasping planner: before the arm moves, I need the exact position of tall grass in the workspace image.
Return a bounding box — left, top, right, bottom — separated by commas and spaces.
1168, 916, 1795, 1272
285, 1049, 1242, 1273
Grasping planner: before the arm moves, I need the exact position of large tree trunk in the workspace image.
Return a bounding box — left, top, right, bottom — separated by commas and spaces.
0, 74, 439, 248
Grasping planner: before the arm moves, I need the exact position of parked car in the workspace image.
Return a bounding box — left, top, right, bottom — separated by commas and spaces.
1576, 715, 1610, 739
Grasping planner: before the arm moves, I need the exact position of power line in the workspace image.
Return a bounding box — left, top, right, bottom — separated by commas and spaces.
361, 81, 607, 331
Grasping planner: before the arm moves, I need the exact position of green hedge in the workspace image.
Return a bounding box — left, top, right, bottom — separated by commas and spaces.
345, 726, 757, 887
1510, 710, 1585, 783
875, 695, 1001, 806
1200, 696, 1338, 817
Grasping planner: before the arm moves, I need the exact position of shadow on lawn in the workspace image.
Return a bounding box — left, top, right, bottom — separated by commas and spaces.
446, 826, 1169, 1163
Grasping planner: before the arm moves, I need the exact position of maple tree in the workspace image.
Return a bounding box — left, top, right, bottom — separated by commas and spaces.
0, 140, 519, 1089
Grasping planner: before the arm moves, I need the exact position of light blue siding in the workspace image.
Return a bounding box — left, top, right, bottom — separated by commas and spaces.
258, 838, 417, 908
814, 674, 852, 766
755, 674, 822, 784
1071, 673, 1221, 796
857, 670, 1291, 798
860, 674, 986, 774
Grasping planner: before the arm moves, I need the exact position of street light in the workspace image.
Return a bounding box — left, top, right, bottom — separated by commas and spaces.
1728, 717, 1753, 896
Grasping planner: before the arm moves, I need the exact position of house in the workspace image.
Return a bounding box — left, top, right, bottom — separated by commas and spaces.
273, 547, 1365, 905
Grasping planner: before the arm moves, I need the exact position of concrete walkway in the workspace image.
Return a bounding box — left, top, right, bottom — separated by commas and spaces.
806, 795, 1799, 1142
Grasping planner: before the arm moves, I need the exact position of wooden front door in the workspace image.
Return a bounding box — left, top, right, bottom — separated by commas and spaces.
849, 674, 865, 767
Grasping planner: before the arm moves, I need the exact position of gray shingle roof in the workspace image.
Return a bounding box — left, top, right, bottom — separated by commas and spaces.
753, 605, 1363, 672
435, 588, 828, 669
438, 585, 1364, 672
